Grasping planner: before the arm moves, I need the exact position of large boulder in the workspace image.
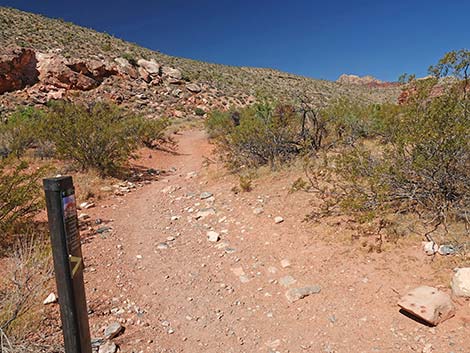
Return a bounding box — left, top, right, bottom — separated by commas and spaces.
137, 59, 160, 75
161, 66, 182, 80
0, 48, 39, 94
113, 57, 138, 79
37, 53, 98, 90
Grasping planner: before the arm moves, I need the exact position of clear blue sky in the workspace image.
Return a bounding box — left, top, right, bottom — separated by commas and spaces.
1, 0, 468, 81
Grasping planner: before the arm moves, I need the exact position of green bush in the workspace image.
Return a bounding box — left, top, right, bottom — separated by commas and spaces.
332, 73, 470, 241
0, 107, 44, 158
207, 102, 304, 170
0, 159, 44, 244
194, 108, 205, 116
41, 101, 168, 176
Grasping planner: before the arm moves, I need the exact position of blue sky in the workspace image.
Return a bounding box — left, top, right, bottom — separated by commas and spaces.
1, 0, 468, 81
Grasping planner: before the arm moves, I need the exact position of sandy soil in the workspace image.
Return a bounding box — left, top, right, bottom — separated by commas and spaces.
77, 130, 470, 353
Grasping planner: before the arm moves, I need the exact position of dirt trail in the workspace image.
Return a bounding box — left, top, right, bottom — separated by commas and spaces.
81, 130, 470, 353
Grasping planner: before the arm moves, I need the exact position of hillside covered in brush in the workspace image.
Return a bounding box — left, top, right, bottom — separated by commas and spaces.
0, 7, 400, 119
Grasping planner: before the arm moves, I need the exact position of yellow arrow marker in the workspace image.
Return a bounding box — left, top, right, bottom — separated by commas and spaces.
69, 255, 82, 278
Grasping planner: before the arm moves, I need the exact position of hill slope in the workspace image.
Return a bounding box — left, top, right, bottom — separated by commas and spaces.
0, 7, 400, 118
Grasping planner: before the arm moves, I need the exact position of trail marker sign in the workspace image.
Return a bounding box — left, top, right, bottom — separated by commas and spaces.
43, 176, 92, 353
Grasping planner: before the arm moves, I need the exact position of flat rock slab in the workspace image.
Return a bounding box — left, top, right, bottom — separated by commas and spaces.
104, 322, 123, 339
451, 268, 470, 298
398, 286, 455, 326
286, 285, 321, 303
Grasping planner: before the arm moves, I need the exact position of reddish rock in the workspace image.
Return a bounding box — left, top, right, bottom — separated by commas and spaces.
37, 52, 98, 91
0, 47, 39, 94
398, 286, 455, 326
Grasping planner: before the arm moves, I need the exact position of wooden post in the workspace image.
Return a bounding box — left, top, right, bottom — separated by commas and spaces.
43, 176, 91, 353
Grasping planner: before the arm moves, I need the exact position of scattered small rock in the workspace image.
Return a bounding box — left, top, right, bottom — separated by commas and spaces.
157, 242, 169, 250
285, 285, 321, 303
200, 191, 213, 200
207, 231, 220, 242
438, 244, 456, 256
98, 341, 117, 353
280, 259, 291, 268
451, 267, 470, 298
397, 286, 455, 325
104, 322, 123, 340
43, 292, 57, 305
79, 201, 95, 210
422, 241, 438, 256
253, 207, 264, 215
195, 207, 216, 220
279, 275, 297, 287
274, 216, 284, 224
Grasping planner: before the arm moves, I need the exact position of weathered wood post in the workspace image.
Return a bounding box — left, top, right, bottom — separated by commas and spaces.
43, 176, 91, 353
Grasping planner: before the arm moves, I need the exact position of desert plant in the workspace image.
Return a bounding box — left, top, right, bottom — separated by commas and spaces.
41, 101, 169, 176
0, 159, 45, 245
332, 70, 470, 242
0, 107, 44, 158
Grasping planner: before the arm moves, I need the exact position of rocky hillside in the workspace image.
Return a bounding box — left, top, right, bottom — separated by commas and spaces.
0, 7, 401, 118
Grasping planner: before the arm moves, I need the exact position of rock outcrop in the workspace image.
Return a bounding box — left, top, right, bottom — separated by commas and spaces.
0, 47, 39, 94
337, 74, 383, 86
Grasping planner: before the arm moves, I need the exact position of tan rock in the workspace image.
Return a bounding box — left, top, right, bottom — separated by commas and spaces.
285, 285, 321, 303
161, 66, 182, 80
398, 286, 455, 325
137, 59, 160, 75
451, 268, 470, 298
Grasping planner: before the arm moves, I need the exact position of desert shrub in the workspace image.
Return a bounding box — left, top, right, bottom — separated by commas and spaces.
207, 101, 305, 170
121, 52, 138, 67
0, 235, 54, 348
130, 116, 171, 148
0, 107, 44, 158
41, 101, 168, 176
0, 159, 45, 248
333, 74, 470, 242
194, 108, 205, 116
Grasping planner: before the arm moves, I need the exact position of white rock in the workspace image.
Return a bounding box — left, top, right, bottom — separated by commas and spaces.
451, 268, 470, 298
274, 216, 284, 224
43, 292, 57, 305
422, 241, 438, 256
207, 231, 220, 242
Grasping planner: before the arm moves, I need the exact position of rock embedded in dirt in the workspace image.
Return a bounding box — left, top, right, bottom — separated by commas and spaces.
285, 285, 321, 303
253, 207, 264, 215
397, 286, 455, 326
451, 268, 470, 298
207, 231, 220, 242
279, 275, 297, 287
98, 341, 117, 353
195, 207, 216, 220
43, 292, 57, 305
200, 191, 213, 200
104, 322, 123, 340
280, 259, 291, 268
274, 216, 284, 224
